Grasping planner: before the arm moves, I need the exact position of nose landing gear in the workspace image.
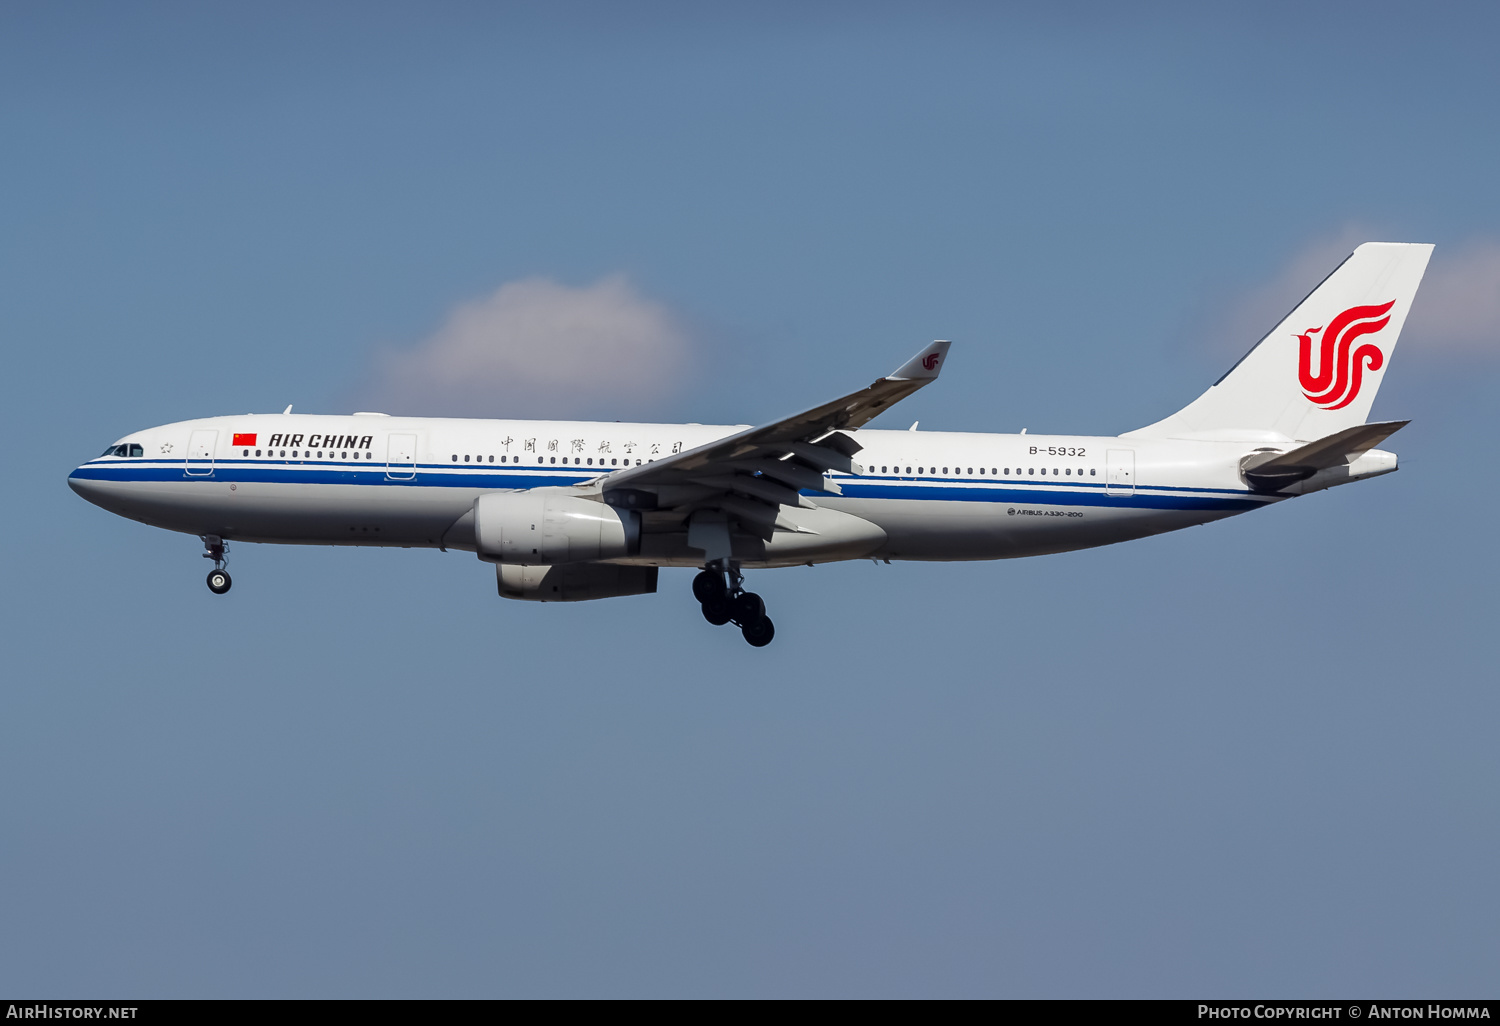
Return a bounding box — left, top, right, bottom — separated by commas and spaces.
202, 535, 232, 595
693, 562, 775, 647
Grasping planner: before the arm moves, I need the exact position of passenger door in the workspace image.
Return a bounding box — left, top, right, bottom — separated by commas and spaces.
185, 430, 217, 477
1105, 449, 1135, 496
386, 433, 417, 481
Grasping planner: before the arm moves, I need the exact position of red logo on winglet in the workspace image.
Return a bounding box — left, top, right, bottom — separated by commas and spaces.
921, 353, 941, 371
1296, 301, 1394, 410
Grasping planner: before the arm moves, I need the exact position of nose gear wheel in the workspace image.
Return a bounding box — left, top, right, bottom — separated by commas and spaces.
201, 535, 232, 595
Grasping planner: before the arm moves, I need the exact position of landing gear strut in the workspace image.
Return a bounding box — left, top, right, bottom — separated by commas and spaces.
693, 562, 775, 647
202, 535, 232, 595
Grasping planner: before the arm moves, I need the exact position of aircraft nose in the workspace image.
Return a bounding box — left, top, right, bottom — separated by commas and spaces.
68, 465, 106, 504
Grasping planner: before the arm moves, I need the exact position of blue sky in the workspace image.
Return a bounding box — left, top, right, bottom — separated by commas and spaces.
2, 3, 1498, 997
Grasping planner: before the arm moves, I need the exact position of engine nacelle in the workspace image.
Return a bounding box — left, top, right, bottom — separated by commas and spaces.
474, 490, 640, 564
497, 563, 659, 602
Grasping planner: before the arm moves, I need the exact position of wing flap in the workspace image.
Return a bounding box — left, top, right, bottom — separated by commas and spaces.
722, 458, 840, 495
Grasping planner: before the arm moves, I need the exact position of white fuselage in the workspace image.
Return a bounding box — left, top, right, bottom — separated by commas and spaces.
69, 412, 1395, 568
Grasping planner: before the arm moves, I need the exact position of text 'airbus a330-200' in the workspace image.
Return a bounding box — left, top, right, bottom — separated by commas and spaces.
71, 242, 1432, 646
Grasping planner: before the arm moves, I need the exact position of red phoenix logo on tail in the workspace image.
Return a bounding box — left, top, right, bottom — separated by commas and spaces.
922, 352, 941, 371
1296, 300, 1395, 410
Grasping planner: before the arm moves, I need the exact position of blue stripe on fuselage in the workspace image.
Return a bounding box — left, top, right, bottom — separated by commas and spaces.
69, 460, 1270, 512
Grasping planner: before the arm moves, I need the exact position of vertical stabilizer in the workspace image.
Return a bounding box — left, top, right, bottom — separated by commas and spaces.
1126, 242, 1433, 442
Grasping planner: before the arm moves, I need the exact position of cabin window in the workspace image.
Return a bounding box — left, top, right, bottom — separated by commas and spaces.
1029, 468, 1034, 475
942, 467, 948, 474
1090, 468, 1097, 476
451, 455, 457, 462
612, 459, 618, 466
464, 455, 470, 462
550, 456, 556, 464
243, 449, 249, 457
256, 449, 262, 457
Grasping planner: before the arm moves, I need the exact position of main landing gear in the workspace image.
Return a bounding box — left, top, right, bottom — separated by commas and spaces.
693, 563, 775, 647
202, 535, 232, 595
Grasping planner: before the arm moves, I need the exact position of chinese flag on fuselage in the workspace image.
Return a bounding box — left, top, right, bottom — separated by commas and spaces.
232, 433, 256, 446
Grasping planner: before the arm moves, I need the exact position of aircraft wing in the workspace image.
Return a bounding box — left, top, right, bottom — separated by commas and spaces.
594, 340, 951, 536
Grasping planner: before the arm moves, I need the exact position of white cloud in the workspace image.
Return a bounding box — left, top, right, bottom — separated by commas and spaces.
364, 274, 693, 417
1190, 226, 1374, 363
1197, 229, 1500, 363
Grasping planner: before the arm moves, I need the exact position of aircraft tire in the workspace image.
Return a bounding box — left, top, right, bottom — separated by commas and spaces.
742, 616, 775, 647
206, 569, 232, 595
731, 592, 765, 624
701, 597, 732, 626
692, 570, 724, 604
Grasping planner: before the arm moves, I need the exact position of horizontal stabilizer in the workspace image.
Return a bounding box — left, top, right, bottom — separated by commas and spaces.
1241, 420, 1408, 491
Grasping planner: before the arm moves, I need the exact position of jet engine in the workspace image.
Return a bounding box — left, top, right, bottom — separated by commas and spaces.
473, 490, 640, 564
497, 563, 658, 602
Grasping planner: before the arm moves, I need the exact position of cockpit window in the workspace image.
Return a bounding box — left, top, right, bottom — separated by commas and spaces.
101, 444, 144, 457
128, 444, 143, 457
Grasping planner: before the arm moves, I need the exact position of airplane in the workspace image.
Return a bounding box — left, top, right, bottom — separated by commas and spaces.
69, 242, 1432, 646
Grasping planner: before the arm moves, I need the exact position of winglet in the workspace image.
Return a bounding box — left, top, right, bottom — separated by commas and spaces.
888, 340, 951, 381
